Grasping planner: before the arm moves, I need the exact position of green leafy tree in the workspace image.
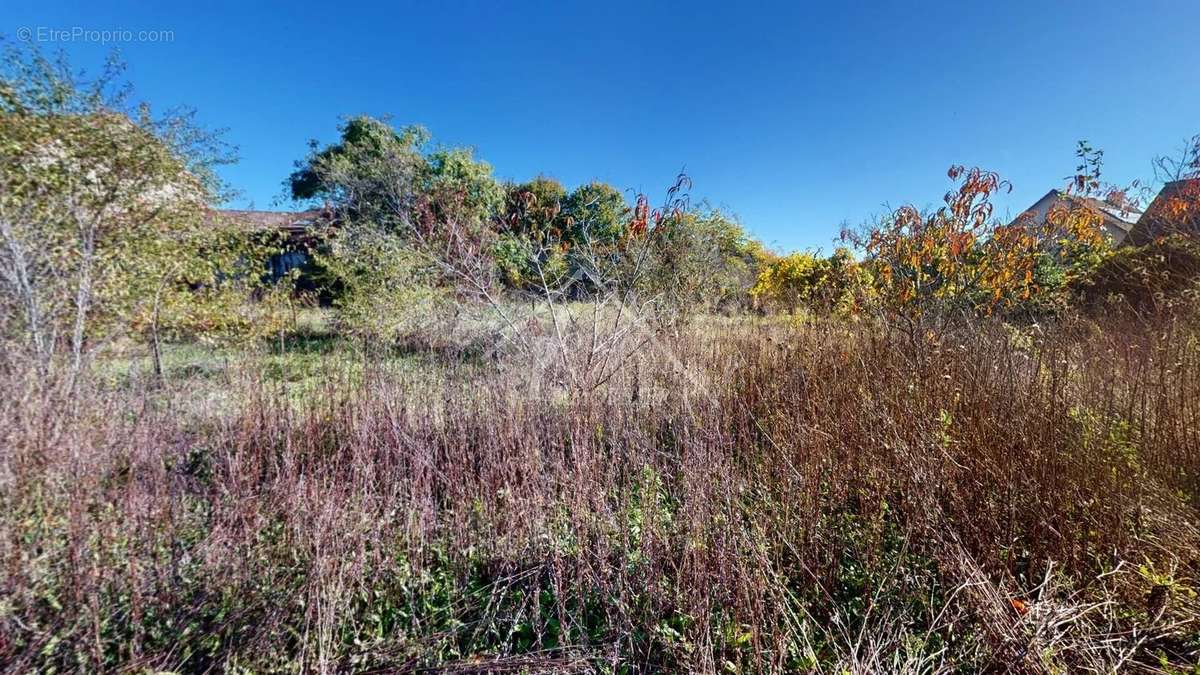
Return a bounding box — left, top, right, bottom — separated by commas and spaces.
289, 116, 503, 341
638, 206, 768, 314
562, 181, 630, 246
0, 44, 263, 380
290, 116, 502, 229
289, 117, 429, 224
496, 176, 569, 290
421, 146, 504, 226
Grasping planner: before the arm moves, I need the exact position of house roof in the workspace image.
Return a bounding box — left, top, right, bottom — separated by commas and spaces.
1017, 189, 1142, 230
1069, 193, 1142, 230
205, 208, 331, 236
1126, 178, 1200, 245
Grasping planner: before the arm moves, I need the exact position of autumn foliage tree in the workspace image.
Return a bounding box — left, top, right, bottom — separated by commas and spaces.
1131, 134, 1200, 243
849, 165, 1111, 321
750, 247, 872, 316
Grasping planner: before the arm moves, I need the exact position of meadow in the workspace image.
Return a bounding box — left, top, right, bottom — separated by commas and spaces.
4, 41, 1200, 673
3, 308, 1198, 673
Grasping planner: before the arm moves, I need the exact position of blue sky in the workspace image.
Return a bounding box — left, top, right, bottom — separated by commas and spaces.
7, 0, 1199, 252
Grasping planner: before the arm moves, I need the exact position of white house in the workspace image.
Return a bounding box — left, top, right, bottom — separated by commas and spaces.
1015, 178, 1200, 248
1011, 189, 1142, 246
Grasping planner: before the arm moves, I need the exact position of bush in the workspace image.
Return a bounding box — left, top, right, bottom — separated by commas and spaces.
751, 248, 873, 316
1075, 235, 1200, 316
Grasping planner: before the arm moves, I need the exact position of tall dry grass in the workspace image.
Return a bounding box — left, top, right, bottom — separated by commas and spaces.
1, 315, 1198, 672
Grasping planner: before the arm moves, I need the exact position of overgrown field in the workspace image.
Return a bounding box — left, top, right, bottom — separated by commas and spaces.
2, 314, 1199, 673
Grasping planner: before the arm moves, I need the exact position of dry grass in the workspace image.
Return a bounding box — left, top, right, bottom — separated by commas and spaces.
1, 314, 1198, 673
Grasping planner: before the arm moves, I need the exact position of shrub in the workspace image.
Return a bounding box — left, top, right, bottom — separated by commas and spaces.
1075, 235, 1200, 316
0, 44, 265, 381
849, 166, 1112, 322
750, 248, 873, 316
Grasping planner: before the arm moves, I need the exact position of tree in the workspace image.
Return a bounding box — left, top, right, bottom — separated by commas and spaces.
636, 206, 768, 315
562, 181, 630, 246
289, 116, 502, 343
1010, 141, 1141, 313
0, 43, 266, 382
494, 177, 570, 290
289, 117, 430, 225
750, 251, 820, 312
500, 176, 568, 241
848, 165, 1109, 321
290, 116, 503, 229
749, 248, 872, 316
421, 146, 504, 226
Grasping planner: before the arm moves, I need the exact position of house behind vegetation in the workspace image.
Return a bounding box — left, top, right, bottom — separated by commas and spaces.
1015, 178, 1200, 246
1013, 189, 1142, 245
209, 208, 331, 281
1126, 178, 1200, 245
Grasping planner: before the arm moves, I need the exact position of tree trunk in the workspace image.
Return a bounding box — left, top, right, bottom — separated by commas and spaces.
151, 321, 164, 381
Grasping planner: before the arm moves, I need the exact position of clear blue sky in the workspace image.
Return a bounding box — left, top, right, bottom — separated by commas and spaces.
7, 0, 1199, 252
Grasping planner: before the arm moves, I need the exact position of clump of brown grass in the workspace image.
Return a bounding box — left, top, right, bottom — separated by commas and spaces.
1, 314, 1197, 672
